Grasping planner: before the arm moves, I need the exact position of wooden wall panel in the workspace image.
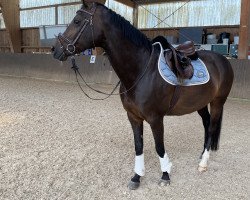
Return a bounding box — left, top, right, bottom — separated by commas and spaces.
0, 30, 10, 52
0, 26, 241, 53
0, 28, 50, 53
0, 0, 21, 52
238, 0, 250, 59
21, 28, 39, 46
0, 29, 9, 46
142, 28, 179, 39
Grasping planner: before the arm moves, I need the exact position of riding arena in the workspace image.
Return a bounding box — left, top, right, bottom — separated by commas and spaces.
0, 0, 249, 199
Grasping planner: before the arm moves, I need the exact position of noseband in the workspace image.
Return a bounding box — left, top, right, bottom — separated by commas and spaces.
57, 4, 96, 55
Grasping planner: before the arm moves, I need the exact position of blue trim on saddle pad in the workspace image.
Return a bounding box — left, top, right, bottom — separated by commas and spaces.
153, 42, 210, 86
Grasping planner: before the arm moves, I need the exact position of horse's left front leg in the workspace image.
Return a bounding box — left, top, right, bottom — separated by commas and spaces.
149, 116, 172, 186
127, 112, 144, 190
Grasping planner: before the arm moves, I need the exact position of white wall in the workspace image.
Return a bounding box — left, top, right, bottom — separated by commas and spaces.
138, 0, 241, 28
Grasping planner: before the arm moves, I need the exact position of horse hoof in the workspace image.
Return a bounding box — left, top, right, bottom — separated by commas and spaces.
128, 180, 140, 190
158, 179, 170, 187
198, 165, 207, 172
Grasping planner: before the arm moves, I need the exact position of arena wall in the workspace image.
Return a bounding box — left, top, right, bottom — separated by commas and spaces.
0, 53, 249, 99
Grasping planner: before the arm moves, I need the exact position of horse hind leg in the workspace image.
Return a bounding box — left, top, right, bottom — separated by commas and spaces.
198, 99, 224, 172
197, 106, 210, 157
149, 116, 172, 186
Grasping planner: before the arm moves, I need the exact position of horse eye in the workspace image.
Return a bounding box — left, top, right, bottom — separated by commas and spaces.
74, 20, 80, 24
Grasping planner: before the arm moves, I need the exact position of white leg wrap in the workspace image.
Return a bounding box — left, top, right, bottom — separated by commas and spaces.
159, 153, 172, 173
199, 150, 210, 168
134, 154, 145, 176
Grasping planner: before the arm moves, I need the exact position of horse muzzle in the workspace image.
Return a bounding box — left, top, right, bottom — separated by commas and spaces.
51, 45, 68, 61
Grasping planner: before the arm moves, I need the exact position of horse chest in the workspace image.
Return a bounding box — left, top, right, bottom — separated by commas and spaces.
121, 95, 148, 118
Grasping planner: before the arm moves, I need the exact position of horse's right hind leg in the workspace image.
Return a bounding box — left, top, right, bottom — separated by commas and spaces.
197, 106, 210, 157
198, 99, 225, 172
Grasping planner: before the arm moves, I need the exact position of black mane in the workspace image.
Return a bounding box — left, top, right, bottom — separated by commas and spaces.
106, 6, 152, 51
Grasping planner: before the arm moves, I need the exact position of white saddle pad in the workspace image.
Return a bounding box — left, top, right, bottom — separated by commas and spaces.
153, 42, 210, 86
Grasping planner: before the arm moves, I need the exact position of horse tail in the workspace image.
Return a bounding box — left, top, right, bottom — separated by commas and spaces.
211, 108, 223, 151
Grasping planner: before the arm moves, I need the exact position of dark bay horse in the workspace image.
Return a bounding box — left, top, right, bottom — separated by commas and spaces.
52, 2, 234, 190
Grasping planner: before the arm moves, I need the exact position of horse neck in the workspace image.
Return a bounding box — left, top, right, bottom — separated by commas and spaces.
102, 26, 151, 89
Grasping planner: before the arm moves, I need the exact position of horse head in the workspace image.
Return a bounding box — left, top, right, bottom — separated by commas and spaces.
52, 1, 104, 61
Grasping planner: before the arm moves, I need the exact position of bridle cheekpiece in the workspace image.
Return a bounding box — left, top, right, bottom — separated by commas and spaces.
57, 3, 97, 55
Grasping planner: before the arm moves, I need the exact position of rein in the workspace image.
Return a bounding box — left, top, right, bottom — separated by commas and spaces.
71, 56, 121, 100
70, 45, 154, 100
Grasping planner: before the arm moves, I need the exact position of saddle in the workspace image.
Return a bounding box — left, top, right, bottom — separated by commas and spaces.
165, 41, 196, 79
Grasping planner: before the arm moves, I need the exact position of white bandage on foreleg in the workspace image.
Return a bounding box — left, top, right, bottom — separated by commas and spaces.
159, 153, 172, 173
134, 154, 145, 176
199, 149, 210, 168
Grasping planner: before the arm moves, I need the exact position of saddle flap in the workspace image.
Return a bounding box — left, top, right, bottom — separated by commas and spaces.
165, 47, 194, 79
182, 63, 194, 79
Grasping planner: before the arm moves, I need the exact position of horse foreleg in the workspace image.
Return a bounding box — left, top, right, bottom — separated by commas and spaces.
198, 100, 224, 172
150, 117, 172, 186
127, 112, 144, 190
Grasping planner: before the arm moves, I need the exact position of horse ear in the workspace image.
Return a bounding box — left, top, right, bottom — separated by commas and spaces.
82, 0, 88, 8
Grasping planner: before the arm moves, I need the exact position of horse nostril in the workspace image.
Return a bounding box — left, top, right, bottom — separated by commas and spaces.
51, 46, 55, 52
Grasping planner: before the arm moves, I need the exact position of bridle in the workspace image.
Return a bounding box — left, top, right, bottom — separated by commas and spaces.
55, 3, 154, 100
57, 3, 97, 55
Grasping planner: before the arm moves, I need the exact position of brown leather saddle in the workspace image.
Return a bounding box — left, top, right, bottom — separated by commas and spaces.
164, 41, 196, 79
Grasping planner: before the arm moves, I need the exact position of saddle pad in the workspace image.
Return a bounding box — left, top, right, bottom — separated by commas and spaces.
153, 42, 210, 86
